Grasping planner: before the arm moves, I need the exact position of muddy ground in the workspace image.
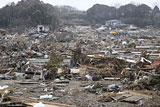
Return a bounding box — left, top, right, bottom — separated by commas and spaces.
0, 80, 138, 107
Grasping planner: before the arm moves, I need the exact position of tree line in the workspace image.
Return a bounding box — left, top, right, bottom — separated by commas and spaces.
0, 0, 59, 32
86, 4, 160, 27
0, 0, 160, 32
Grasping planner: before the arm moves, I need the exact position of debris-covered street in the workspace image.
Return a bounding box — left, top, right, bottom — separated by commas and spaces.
0, 80, 151, 107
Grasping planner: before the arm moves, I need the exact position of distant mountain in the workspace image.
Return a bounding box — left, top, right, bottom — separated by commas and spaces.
86, 4, 160, 27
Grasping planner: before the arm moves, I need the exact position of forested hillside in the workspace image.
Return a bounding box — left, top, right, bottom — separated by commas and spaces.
0, 0, 58, 31
87, 4, 160, 27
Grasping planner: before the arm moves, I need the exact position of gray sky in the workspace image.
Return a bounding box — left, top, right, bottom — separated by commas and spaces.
0, 0, 160, 10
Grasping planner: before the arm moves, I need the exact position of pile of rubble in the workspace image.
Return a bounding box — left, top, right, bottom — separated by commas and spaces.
0, 25, 160, 107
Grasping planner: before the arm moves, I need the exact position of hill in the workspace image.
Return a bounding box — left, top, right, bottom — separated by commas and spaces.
0, 0, 58, 32
86, 4, 160, 27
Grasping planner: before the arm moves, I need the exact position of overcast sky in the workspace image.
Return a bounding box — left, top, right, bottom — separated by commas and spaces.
0, 0, 160, 10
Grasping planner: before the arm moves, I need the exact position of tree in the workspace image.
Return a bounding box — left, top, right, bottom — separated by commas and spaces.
151, 6, 160, 26
0, 0, 59, 32
87, 4, 118, 24
43, 50, 63, 80
152, 6, 160, 15
118, 4, 137, 18
86, 3, 158, 27
153, 13, 160, 26
45, 50, 63, 68
119, 4, 151, 27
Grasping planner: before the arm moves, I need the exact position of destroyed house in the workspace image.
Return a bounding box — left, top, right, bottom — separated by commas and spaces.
37, 25, 50, 32
0, 29, 6, 36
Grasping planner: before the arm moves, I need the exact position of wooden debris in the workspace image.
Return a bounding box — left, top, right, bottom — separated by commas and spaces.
121, 95, 144, 103
16, 82, 38, 84
104, 77, 120, 81
8, 96, 71, 107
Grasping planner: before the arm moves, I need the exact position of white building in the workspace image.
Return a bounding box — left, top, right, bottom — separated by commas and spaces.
37, 25, 50, 32
105, 20, 121, 26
